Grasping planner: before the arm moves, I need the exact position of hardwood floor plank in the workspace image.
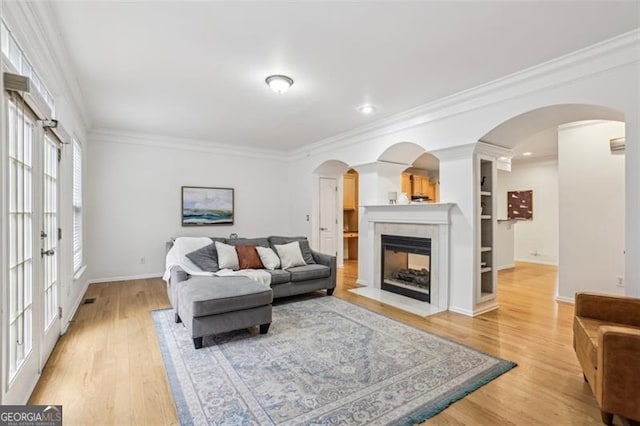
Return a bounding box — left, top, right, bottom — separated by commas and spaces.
29, 261, 607, 425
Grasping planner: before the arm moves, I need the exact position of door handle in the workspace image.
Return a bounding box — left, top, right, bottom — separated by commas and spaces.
320, 227, 328, 231
41, 248, 55, 257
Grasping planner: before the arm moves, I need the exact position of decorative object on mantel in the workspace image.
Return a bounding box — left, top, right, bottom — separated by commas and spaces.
388, 191, 397, 205
397, 192, 409, 205
153, 296, 516, 425
182, 186, 234, 226
507, 190, 533, 220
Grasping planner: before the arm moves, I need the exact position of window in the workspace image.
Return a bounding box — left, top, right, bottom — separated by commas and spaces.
72, 140, 82, 273
1, 20, 55, 113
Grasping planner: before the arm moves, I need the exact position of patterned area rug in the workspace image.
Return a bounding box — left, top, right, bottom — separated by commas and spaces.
153, 297, 516, 425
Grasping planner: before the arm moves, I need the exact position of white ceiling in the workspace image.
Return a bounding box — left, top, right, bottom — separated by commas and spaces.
511, 127, 559, 164
50, 1, 640, 151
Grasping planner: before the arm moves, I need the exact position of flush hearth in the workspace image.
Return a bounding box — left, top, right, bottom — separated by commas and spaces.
381, 234, 431, 302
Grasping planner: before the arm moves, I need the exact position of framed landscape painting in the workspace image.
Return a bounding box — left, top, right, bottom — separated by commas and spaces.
182, 186, 234, 226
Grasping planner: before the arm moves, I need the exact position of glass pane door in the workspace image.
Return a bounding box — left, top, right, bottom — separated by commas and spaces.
7, 96, 34, 380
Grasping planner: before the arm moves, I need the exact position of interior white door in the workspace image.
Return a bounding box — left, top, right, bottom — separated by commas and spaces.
4, 95, 39, 404
319, 177, 337, 256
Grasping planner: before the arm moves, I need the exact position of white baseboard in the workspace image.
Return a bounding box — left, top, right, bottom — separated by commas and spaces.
61, 278, 91, 334
497, 263, 515, 271
448, 306, 474, 317
86, 272, 163, 285
555, 295, 575, 304
473, 303, 500, 316
514, 258, 558, 266
356, 279, 369, 286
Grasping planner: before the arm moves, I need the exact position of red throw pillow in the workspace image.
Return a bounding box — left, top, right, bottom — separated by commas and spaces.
235, 245, 264, 270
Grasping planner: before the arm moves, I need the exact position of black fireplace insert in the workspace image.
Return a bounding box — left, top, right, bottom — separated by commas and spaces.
381, 234, 431, 302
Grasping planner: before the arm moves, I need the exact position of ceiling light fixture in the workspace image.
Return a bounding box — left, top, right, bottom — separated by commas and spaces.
357, 104, 376, 115
522, 152, 533, 156
265, 75, 294, 94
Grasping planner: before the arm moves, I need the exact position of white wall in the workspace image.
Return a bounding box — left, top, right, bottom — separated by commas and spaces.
86, 136, 291, 281
497, 161, 559, 265
557, 121, 625, 301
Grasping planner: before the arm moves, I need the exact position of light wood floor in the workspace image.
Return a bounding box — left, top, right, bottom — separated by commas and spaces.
30, 262, 605, 425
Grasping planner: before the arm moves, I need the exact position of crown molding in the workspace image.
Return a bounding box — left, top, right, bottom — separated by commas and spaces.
2, 1, 92, 134
431, 143, 477, 161
288, 29, 640, 161
475, 141, 511, 158
90, 129, 288, 162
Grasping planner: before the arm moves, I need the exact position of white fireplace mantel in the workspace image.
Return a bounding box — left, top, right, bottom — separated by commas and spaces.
364, 203, 455, 224
358, 203, 455, 313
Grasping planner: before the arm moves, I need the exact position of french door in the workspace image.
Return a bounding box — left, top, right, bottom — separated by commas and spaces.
4, 93, 60, 404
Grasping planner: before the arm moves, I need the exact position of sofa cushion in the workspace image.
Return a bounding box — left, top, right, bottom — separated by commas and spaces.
268, 236, 316, 264
236, 245, 264, 270
288, 264, 331, 282
227, 237, 270, 248
184, 237, 228, 272
256, 247, 281, 270
574, 316, 640, 369
215, 241, 239, 270
266, 269, 291, 285
180, 276, 272, 318
274, 242, 307, 269
186, 243, 220, 272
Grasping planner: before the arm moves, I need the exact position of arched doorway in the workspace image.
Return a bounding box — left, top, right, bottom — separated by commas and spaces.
479, 104, 625, 302
312, 160, 351, 264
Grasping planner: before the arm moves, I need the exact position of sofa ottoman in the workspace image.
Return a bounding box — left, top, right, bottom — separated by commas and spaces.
177, 276, 273, 349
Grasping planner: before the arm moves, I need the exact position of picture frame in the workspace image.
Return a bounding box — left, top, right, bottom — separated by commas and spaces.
181, 186, 234, 226
507, 190, 533, 220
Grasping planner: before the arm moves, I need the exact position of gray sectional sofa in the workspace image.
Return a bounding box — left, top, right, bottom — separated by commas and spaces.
166, 236, 336, 348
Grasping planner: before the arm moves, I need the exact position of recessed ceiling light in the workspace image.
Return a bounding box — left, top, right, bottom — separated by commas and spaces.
265, 75, 294, 94
357, 104, 376, 115
522, 152, 533, 156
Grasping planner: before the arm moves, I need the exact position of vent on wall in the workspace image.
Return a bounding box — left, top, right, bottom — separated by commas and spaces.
610, 137, 625, 155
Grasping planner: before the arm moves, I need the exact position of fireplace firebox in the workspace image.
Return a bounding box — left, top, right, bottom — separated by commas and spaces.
381, 234, 431, 302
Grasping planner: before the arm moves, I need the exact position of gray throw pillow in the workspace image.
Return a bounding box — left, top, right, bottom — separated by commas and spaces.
186, 243, 219, 272
268, 236, 316, 264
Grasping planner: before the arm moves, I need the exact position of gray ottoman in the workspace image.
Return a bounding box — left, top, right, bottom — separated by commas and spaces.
177, 276, 273, 349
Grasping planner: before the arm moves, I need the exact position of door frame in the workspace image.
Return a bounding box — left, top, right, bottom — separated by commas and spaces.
311, 174, 344, 267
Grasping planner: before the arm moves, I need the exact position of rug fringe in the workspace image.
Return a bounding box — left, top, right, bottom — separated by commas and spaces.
400, 361, 518, 426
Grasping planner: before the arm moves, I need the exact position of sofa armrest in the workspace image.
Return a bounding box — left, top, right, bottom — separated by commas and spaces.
575, 292, 640, 327
596, 325, 640, 420
311, 250, 337, 289
170, 265, 189, 284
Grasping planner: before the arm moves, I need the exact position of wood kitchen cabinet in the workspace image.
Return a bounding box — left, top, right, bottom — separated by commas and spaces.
401, 173, 412, 195
343, 173, 356, 210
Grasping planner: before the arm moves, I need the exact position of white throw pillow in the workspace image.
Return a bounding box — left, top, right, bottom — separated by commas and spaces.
274, 241, 306, 270
215, 241, 239, 270
256, 246, 281, 271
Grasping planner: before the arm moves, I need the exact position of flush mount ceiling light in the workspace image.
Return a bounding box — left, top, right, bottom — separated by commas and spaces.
357, 104, 377, 115
265, 75, 294, 94
522, 152, 533, 156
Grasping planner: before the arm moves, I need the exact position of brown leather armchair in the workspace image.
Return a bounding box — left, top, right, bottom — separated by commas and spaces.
573, 292, 640, 425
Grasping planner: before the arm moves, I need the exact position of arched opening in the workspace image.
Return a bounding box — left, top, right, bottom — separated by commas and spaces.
481, 104, 625, 303
400, 153, 440, 203
377, 141, 426, 165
